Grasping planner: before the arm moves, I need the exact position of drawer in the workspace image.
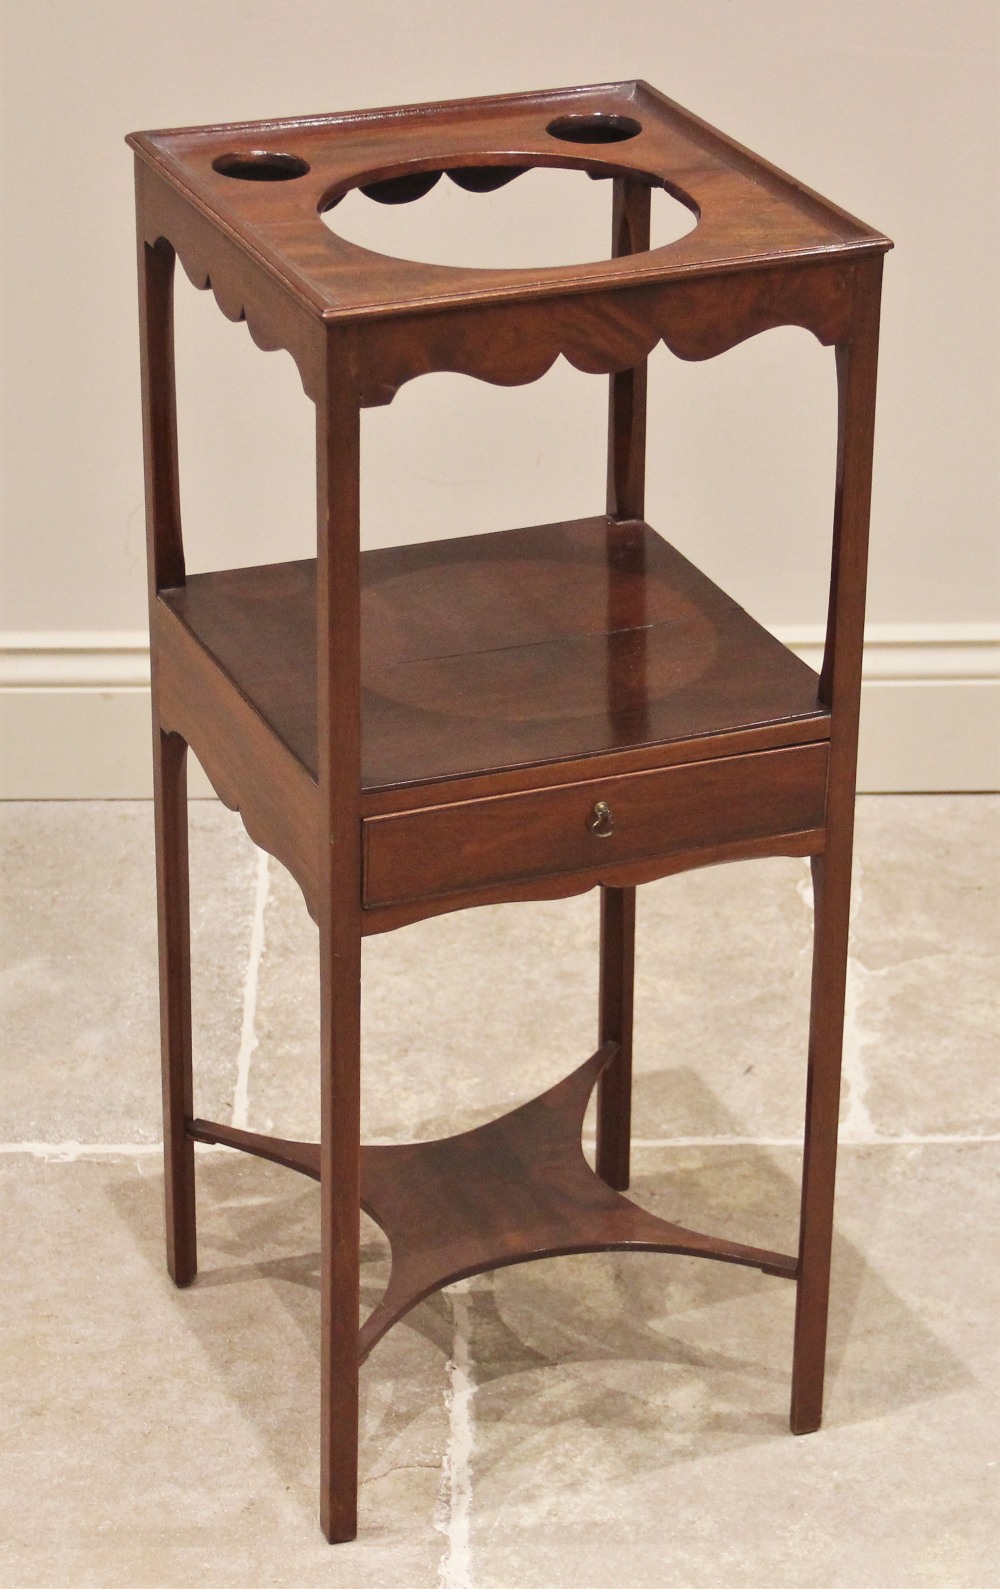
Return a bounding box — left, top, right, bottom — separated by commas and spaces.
362, 741, 828, 909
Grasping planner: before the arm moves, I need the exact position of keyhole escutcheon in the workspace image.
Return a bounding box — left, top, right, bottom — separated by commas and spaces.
587, 800, 615, 838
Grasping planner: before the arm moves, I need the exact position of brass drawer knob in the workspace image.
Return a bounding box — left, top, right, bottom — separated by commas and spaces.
587, 800, 615, 838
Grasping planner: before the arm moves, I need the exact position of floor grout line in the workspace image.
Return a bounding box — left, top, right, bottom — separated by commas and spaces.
4, 1133, 999, 1162
0, 1142, 165, 1160
0, 1141, 218, 1161
231, 847, 270, 1133
435, 1278, 476, 1589
589, 1133, 1000, 1146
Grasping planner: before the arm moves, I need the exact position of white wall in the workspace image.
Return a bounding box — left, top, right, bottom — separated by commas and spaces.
1, 0, 997, 792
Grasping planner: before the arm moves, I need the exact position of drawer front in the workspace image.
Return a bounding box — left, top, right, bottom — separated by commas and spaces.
362, 742, 828, 909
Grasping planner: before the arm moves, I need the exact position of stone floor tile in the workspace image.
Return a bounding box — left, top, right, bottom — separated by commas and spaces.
631, 856, 813, 1141
235, 797, 999, 1154
847, 796, 999, 1138
846, 949, 998, 1137
0, 801, 258, 1143
462, 1143, 999, 1588
851, 796, 997, 971
2, 795, 997, 1584
3, 1140, 995, 1585
0, 1154, 447, 1587
249, 851, 816, 1148
245, 856, 321, 1140
250, 856, 603, 1144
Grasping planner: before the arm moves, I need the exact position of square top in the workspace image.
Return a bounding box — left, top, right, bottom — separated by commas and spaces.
128, 80, 890, 325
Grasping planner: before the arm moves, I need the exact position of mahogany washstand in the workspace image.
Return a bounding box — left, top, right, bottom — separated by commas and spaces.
129, 81, 890, 1541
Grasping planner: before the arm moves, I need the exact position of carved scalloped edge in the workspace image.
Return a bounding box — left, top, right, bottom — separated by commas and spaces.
175, 252, 280, 351
144, 153, 856, 410
173, 244, 324, 402
222, 807, 319, 925
162, 709, 321, 919
139, 174, 325, 401
357, 260, 857, 406
361, 826, 824, 935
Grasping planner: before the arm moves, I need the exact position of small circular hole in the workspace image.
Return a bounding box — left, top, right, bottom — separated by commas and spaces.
360, 170, 442, 204
546, 114, 642, 145
212, 151, 310, 182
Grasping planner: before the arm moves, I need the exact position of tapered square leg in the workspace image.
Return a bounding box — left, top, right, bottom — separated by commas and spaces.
595, 174, 647, 1200
791, 272, 883, 1433
316, 376, 363, 1544
152, 726, 196, 1287
791, 850, 851, 1433
318, 912, 362, 1543
596, 885, 636, 1191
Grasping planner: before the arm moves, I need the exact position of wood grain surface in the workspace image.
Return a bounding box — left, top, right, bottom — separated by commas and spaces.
134, 82, 889, 1540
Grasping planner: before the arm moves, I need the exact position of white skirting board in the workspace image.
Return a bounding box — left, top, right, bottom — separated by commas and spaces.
0, 626, 997, 798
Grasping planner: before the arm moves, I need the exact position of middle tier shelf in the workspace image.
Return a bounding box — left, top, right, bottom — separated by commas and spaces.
159, 514, 829, 801
153, 515, 831, 927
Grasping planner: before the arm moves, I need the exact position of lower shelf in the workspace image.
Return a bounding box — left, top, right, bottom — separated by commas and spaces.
189, 1045, 796, 1363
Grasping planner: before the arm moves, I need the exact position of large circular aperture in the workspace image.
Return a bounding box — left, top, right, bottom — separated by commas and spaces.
322, 164, 697, 270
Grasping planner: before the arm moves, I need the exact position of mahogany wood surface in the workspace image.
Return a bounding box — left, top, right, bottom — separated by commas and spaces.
139, 227, 196, 1287
189, 1043, 797, 1367
596, 181, 647, 1198
129, 82, 889, 404
154, 599, 321, 908
128, 81, 887, 322
791, 266, 884, 1434
596, 884, 636, 1191
347, 259, 860, 407
360, 826, 826, 938
361, 743, 828, 907
160, 517, 829, 795
314, 371, 364, 1542
133, 81, 890, 1541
